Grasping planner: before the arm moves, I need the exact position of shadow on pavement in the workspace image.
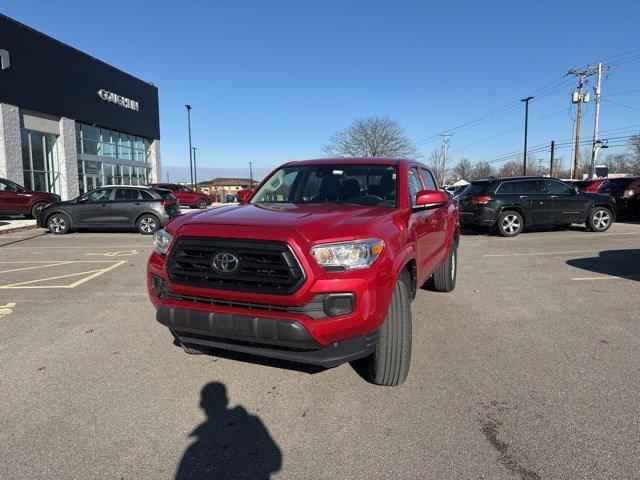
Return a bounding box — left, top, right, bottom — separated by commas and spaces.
175, 382, 282, 480
0, 231, 48, 247
566, 249, 640, 282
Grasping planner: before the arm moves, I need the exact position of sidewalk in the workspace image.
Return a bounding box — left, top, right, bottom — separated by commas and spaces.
0, 217, 38, 234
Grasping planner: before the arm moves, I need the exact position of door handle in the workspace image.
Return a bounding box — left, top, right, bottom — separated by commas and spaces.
519, 195, 528, 198
550, 195, 558, 198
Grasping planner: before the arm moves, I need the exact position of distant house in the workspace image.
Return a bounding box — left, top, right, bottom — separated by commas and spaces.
198, 177, 260, 199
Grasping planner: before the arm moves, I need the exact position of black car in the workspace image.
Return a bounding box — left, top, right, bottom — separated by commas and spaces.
37, 186, 181, 235
458, 176, 616, 237
597, 177, 640, 218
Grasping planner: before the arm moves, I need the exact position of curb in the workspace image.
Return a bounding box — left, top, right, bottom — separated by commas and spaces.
0, 224, 40, 235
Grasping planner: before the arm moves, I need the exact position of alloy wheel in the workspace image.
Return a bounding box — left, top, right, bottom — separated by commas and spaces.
49, 216, 66, 233
502, 214, 521, 235
140, 217, 156, 233
593, 210, 611, 230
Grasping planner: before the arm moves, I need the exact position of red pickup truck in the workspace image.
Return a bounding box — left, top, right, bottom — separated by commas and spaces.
148, 158, 459, 386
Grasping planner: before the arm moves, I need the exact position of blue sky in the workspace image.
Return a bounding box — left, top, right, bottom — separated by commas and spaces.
3, 0, 640, 181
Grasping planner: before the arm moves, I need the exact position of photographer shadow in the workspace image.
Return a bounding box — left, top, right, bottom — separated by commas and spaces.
566, 249, 640, 282
175, 382, 282, 480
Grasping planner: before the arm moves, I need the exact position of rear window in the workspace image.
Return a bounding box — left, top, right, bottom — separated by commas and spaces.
460, 183, 490, 197
518, 179, 548, 194
140, 189, 156, 200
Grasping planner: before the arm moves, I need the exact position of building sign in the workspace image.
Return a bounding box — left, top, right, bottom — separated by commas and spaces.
0, 49, 10, 70
98, 89, 139, 111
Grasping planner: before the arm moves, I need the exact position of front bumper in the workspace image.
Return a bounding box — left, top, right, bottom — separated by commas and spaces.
157, 305, 377, 367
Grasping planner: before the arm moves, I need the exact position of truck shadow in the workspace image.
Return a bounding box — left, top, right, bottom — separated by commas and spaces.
175, 381, 282, 480
566, 249, 640, 282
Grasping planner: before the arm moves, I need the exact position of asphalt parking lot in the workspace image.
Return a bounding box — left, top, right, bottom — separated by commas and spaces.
1, 222, 639, 480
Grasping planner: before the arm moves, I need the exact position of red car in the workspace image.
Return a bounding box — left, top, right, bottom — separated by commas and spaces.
573, 179, 608, 194
0, 177, 60, 218
148, 158, 459, 386
148, 183, 212, 209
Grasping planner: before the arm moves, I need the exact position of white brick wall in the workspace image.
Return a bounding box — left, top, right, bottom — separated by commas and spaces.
58, 117, 80, 200
149, 139, 161, 183
0, 103, 23, 184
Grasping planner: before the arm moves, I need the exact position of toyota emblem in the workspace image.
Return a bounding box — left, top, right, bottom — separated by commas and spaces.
212, 252, 239, 274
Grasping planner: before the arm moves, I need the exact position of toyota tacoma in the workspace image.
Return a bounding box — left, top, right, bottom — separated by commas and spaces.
148, 158, 459, 386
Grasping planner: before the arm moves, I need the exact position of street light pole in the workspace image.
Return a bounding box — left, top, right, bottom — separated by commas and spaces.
521, 96, 534, 175
191, 146, 198, 189
185, 105, 193, 189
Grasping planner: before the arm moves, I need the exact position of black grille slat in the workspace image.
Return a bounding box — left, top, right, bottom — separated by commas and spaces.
167, 237, 306, 295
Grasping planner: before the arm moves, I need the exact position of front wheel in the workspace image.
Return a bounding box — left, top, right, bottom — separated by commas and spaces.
586, 206, 613, 232
47, 213, 70, 234
354, 270, 412, 387
497, 210, 523, 237
29, 201, 47, 219
137, 214, 159, 235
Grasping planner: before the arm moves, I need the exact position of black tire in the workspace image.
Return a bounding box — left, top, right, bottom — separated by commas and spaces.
136, 214, 159, 235
47, 213, 70, 234
29, 201, 47, 219
356, 270, 412, 387
586, 206, 613, 232
196, 198, 208, 209
431, 244, 457, 292
497, 210, 524, 237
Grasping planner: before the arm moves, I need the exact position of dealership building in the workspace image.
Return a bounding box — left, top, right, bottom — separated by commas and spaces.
0, 14, 161, 200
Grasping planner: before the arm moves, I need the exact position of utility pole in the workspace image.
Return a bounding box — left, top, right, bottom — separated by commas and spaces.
589, 62, 610, 179
185, 105, 194, 189
568, 67, 596, 179
549, 140, 555, 176
439, 132, 452, 185
191, 146, 198, 189
249, 161, 253, 183
521, 96, 534, 175
166, 172, 170, 182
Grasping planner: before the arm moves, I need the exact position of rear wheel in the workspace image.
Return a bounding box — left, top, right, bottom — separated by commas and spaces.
497, 210, 523, 237
47, 213, 70, 234
29, 201, 47, 219
137, 214, 159, 235
355, 270, 412, 387
431, 243, 457, 292
586, 206, 613, 232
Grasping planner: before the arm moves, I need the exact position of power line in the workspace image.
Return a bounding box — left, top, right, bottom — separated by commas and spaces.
603, 98, 640, 112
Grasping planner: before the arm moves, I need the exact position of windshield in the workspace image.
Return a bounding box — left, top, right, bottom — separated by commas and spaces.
251, 164, 397, 207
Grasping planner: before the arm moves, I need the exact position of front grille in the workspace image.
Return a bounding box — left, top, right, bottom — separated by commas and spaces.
167, 237, 306, 295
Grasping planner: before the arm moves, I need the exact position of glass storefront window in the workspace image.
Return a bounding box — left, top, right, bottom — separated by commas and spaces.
20, 129, 60, 194
77, 123, 151, 163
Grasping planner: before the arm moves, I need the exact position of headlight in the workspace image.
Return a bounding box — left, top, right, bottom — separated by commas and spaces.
154, 229, 173, 255
311, 238, 384, 271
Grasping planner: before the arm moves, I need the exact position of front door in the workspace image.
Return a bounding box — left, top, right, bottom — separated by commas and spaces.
0, 179, 30, 213
517, 179, 552, 224
74, 188, 111, 226
545, 179, 584, 223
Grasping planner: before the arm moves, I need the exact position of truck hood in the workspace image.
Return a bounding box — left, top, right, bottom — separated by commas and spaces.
181, 203, 391, 243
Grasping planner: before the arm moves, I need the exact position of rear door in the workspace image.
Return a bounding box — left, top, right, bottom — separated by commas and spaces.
546, 179, 584, 223
110, 188, 141, 227
74, 188, 112, 226
517, 179, 552, 224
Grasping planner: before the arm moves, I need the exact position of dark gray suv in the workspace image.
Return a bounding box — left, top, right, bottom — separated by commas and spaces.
37, 186, 181, 235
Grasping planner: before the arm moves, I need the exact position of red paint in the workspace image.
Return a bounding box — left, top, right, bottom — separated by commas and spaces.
147, 158, 459, 346
0, 177, 60, 215
148, 183, 212, 208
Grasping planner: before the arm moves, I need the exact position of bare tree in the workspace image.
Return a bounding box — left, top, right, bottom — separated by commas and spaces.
628, 135, 640, 174
425, 149, 444, 183
323, 115, 419, 158
471, 161, 496, 180
498, 161, 522, 178
452, 159, 473, 181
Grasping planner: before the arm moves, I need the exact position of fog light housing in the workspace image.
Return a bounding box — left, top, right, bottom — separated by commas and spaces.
323, 293, 355, 317
151, 274, 166, 298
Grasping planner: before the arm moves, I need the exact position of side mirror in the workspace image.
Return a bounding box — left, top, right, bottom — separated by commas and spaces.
414, 189, 449, 209
236, 188, 252, 204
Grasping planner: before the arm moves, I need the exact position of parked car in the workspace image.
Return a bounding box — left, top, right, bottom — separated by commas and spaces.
573, 178, 608, 194
147, 183, 212, 209
148, 158, 460, 386
0, 177, 60, 218
597, 177, 640, 218
458, 176, 616, 237
38, 186, 181, 235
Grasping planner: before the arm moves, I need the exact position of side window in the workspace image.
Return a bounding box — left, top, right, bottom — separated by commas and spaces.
140, 190, 155, 201
546, 180, 574, 194
81, 189, 111, 203
0, 180, 16, 192
407, 166, 424, 206
115, 189, 140, 201
419, 167, 437, 190
518, 180, 548, 194
496, 181, 518, 194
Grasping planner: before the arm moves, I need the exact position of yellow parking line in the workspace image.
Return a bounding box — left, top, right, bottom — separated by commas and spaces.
67, 261, 128, 288
0, 260, 122, 264
0, 261, 77, 274
484, 249, 599, 257
0, 260, 127, 289
572, 275, 640, 281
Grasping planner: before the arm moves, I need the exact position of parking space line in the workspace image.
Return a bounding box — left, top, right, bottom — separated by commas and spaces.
571, 274, 640, 281
0, 261, 77, 274
484, 249, 600, 257
0, 260, 127, 289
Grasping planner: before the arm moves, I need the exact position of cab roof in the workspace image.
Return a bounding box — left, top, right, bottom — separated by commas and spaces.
282, 157, 416, 167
